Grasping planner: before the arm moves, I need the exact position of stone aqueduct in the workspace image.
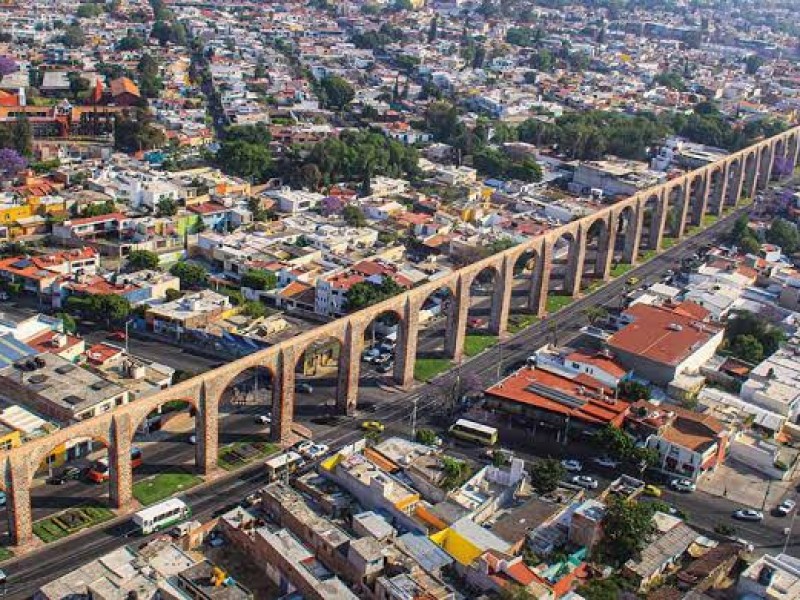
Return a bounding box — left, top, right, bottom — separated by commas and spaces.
2, 127, 800, 547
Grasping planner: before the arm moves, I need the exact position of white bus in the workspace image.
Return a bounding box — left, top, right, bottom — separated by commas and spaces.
133, 498, 191, 535
448, 419, 498, 445
265, 451, 304, 482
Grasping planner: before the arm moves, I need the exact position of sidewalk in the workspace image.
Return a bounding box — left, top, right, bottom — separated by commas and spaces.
698, 460, 795, 509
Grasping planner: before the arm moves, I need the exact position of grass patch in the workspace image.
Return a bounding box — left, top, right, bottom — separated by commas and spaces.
218, 440, 279, 471
414, 357, 452, 382
585, 279, 604, 293
639, 249, 657, 261
610, 263, 633, 278
133, 471, 202, 506
33, 504, 114, 543
662, 237, 677, 249
702, 214, 720, 227
546, 294, 573, 314
464, 333, 498, 357
508, 313, 539, 334
0, 547, 11, 561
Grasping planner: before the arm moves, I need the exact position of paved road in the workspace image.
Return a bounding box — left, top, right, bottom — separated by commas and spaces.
3, 205, 797, 597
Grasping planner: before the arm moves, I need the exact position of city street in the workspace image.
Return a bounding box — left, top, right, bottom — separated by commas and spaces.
2, 205, 799, 598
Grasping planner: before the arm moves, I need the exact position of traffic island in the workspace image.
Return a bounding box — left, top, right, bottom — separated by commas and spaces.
218, 440, 279, 471
507, 313, 539, 334
464, 333, 498, 357
545, 293, 574, 314
414, 358, 452, 382
133, 471, 203, 506
32, 504, 114, 543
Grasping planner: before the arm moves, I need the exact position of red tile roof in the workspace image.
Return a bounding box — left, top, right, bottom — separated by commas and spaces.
608, 304, 722, 367
486, 367, 629, 426
85, 342, 123, 365
24, 330, 83, 355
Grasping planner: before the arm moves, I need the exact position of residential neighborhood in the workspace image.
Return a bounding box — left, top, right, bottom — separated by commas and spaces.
1, 0, 800, 598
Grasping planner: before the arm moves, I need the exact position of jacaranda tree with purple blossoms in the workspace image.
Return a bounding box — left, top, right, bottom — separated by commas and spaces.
0, 55, 17, 78
0, 148, 27, 180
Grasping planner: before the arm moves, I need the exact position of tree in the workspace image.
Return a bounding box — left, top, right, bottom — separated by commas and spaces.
582, 305, 608, 326
731, 334, 764, 363
76, 3, 104, 18
440, 456, 471, 490
415, 428, 439, 446
745, 54, 764, 76
529, 458, 565, 494
156, 197, 177, 217
427, 15, 438, 43
299, 164, 322, 191
215, 140, 272, 182
601, 497, 656, 565
69, 73, 91, 100
0, 55, 17, 78
617, 380, 651, 402
126, 250, 160, 271
224, 123, 271, 146
241, 269, 277, 291
500, 585, 537, 600
114, 112, 165, 153
0, 148, 26, 180
319, 76, 355, 111
346, 277, 404, 311
594, 425, 635, 460
425, 101, 460, 143
62, 23, 86, 48
170, 261, 208, 288
242, 300, 267, 319
766, 218, 800, 254
56, 312, 77, 334
342, 205, 367, 227
8, 116, 32, 156
118, 35, 144, 51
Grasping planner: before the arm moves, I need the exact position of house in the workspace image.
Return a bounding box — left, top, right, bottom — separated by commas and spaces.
736, 553, 800, 599
145, 290, 232, 337
109, 77, 142, 106
625, 400, 730, 482
623, 521, 700, 591
484, 362, 629, 437
607, 303, 724, 387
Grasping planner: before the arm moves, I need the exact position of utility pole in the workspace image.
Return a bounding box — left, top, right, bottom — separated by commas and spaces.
411, 396, 418, 439
495, 336, 503, 380
761, 478, 773, 512
783, 500, 798, 555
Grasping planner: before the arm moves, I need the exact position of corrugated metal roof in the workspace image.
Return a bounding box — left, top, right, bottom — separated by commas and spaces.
0, 334, 36, 368
397, 532, 453, 573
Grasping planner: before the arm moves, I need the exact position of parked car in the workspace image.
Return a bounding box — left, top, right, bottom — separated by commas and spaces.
361, 420, 385, 433
108, 330, 127, 341
295, 382, 313, 394
776, 499, 797, 516
373, 353, 393, 366
592, 456, 620, 469
254, 414, 272, 425
362, 348, 380, 362
0, 491, 5, 506
62, 466, 82, 480
643, 484, 663, 498
357, 402, 377, 413
571, 475, 599, 490
189, 434, 197, 445
467, 317, 486, 329
306, 444, 330, 460
561, 459, 583, 473
670, 478, 696, 493
376, 361, 394, 374
732, 509, 764, 522
46, 475, 67, 486
0, 292, 8, 301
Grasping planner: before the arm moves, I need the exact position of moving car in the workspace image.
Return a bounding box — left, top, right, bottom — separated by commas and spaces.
571, 475, 599, 489
295, 382, 313, 394
561, 459, 583, 473
776, 499, 797, 516
254, 414, 272, 425
669, 478, 696, 493
46, 475, 67, 486
293, 440, 315, 456
643, 484, 663, 498
732, 509, 764, 522
361, 420, 385, 433
592, 456, 620, 469
62, 466, 83, 481
108, 330, 127, 341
